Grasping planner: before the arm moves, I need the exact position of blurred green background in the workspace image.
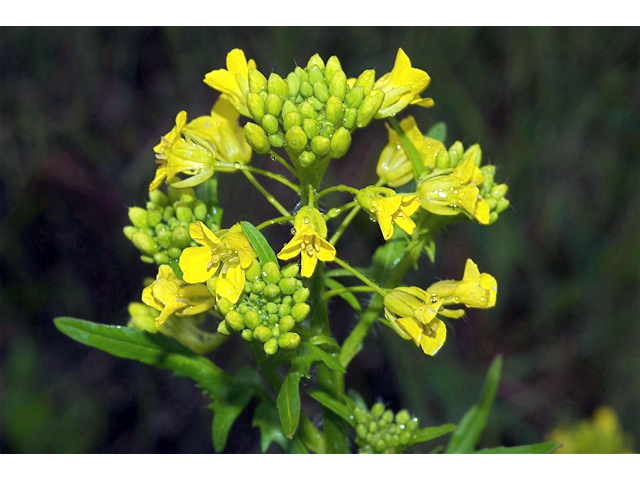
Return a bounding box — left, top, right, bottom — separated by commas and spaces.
1, 27, 638, 453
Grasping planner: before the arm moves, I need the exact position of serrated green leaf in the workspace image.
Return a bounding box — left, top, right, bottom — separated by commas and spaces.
472, 442, 562, 454
240, 221, 278, 265
304, 343, 346, 374
307, 390, 354, 426
54, 317, 231, 397
426, 122, 447, 143
325, 277, 363, 313
445, 355, 503, 453
277, 371, 303, 439
408, 424, 456, 446
389, 117, 425, 178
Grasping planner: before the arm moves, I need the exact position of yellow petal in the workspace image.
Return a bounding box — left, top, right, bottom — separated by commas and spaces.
394, 316, 423, 347
420, 319, 446, 356
189, 221, 220, 247
277, 235, 304, 261
149, 164, 167, 192
217, 265, 245, 303
179, 246, 217, 283
142, 284, 164, 311
300, 248, 318, 278
315, 236, 336, 262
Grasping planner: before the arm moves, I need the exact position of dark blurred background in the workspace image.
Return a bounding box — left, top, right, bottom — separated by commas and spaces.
1, 27, 638, 453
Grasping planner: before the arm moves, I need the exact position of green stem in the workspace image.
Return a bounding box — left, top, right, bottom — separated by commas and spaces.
269, 150, 299, 177
256, 215, 295, 230
242, 170, 291, 218
216, 163, 299, 191
317, 184, 360, 199
329, 205, 361, 245
332, 256, 387, 297
324, 201, 357, 221
322, 285, 378, 301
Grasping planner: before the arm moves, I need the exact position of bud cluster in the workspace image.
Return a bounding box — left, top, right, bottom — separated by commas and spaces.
215, 261, 310, 355
243, 54, 385, 166
354, 403, 420, 454
123, 187, 217, 267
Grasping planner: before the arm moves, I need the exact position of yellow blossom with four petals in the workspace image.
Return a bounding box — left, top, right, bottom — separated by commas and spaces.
204, 49, 257, 118
179, 222, 257, 303
426, 258, 498, 310
356, 186, 421, 240
374, 48, 434, 119
142, 265, 215, 328
277, 207, 336, 278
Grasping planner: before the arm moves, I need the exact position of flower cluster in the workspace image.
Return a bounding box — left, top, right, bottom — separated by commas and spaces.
354, 403, 420, 454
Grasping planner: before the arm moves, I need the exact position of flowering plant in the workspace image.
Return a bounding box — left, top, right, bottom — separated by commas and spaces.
55, 48, 556, 454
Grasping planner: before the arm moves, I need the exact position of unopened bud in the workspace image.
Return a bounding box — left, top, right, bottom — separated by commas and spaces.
496, 197, 510, 214
248, 69, 268, 93
264, 338, 279, 355
263, 284, 281, 299
240, 329, 254, 342
306, 54, 325, 72
261, 114, 279, 135
225, 310, 244, 331
464, 144, 482, 167
171, 225, 191, 249
298, 100, 316, 120
285, 125, 308, 154
434, 148, 450, 169
268, 73, 289, 98
253, 325, 272, 343
245, 260, 262, 281
345, 85, 364, 108
307, 65, 324, 87
175, 204, 194, 224
268, 133, 284, 148
299, 151, 317, 167
354, 69, 376, 95
279, 314, 295, 332
448, 141, 464, 166
244, 122, 270, 154
329, 70, 348, 101
291, 303, 310, 322
324, 56, 342, 82
217, 320, 232, 336
281, 263, 300, 278
310, 135, 331, 157
300, 80, 313, 98
481, 165, 496, 192
330, 127, 352, 158
149, 189, 168, 207
491, 183, 509, 200
292, 287, 310, 304
313, 81, 330, 103
294, 66, 308, 83
309, 97, 324, 112
251, 280, 266, 294
285, 72, 300, 98
153, 252, 170, 265
357, 89, 384, 128
325, 96, 344, 125
129, 207, 149, 229
132, 231, 159, 255
303, 118, 320, 140
278, 332, 301, 350
123, 226, 137, 240
371, 403, 385, 419
243, 309, 260, 329
265, 93, 284, 118
166, 247, 182, 259
247, 92, 266, 122
156, 229, 172, 249
342, 107, 357, 130
217, 297, 234, 317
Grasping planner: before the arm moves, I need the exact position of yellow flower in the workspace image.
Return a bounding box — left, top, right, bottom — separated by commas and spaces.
178, 222, 257, 303
142, 265, 215, 328
277, 207, 336, 278
356, 186, 421, 240
204, 48, 257, 118
383, 287, 447, 356
184, 96, 252, 166
417, 153, 491, 224
150, 111, 215, 192
374, 48, 434, 119
546, 407, 636, 454
426, 258, 497, 309
376, 116, 445, 187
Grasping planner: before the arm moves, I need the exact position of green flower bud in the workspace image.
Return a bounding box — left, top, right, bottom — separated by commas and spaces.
399, 431, 412, 445
146, 204, 163, 227
175, 204, 194, 224
262, 261, 281, 284
281, 99, 297, 118
330, 127, 352, 158
342, 107, 357, 130
291, 303, 310, 322
193, 201, 207, 221
225, 310, 244, 331
448, 140, 464, 166
293, 287, 310, 304
371, 403, 385, 420
298, 100, 316, 120
325, 96, 344, 126
268, 73, 289, 98
309, 97, 324, 112
128, 207, 149, 229
265, 93, 283, 118
294, 66, 308, 84
329, 71, 348, 101
245, 260, 262, 281
253, 325, 272, 343
354, 407, 369, 423
217, 320, 232, 336
434, 148, 450, 169
310, 135, 331, 157
279, 314, 295, 331
285, 125, 308, 154
464, 143, 482, 167
268, 313, 279, 324
140, 255, 154, 264
345, 85, 364, 108
302, 118, 320, 139
356, 424, 368, 439
244, 122, 270, 154
283, 111, 302, 131
480, 165, 496, 194
354, 69, 376, 95
395, 409, 411, 426
278, 277, 297, 296
491, 183, 509, 200
261, 114, 279, 135
306, 54, 325, 72
496, 197, 510, 214
278, 332, 301, 350
285, 72, 300, 98
264, 284, 281, 299
357, 89, 384, 128
248, 68, 268, 93
281, 263, 299, 278
264, 338, 279, 355
247, 92, 266, 122
167, 217, 179, 230
171, 225, 191, 249
162, 206, 175, 221
216, 297, 234, 317
152, 252, 169, 265
313, 81, 330, 103
251, 280, 266, 294
268, 133, 285, 149
166, 247, 182, 259
300, 80, 313, 98
149, 189, 168, 207
307, 65, 324, 87
238, 304, 249, 315
373, 439, 386, 453
368, 421, 378, 433
324, 56, 342, 82
489, 211, 499, 224
486, 197, 498, 210
123, 225, 137, 240
132, 231, 159, 255
382, 410, 394, 423
241, 329, 254, 342
243, 309, 260, 329
178, 190, 196, 203
299, 151, 317, 167
265, 302, 278, 315
156, 229, 171, 249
